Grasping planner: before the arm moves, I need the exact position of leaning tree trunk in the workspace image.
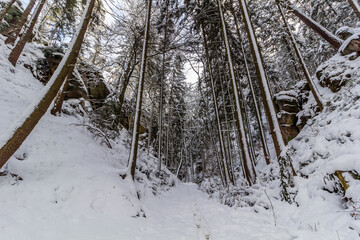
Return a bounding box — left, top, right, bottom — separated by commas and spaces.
276, 0, 324, 111
281, 1, 343, 49
230, 3, 271, 165
218, 0, 256, 185
8, 0, 46, 66
121, 0, 152, 180
238, 0, 285, 157
0, 0, 17, 23
0, 0, 96, 169
347, 0, 360, 20
5, 0, 37, 45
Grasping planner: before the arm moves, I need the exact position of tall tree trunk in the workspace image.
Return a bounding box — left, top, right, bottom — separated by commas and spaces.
218, 0, 256, 185
157, 72, 164, 172
0, 0, 96, 169
348, 0, 360, 20
281, 1, 343, 49
230, 4, 271, 165
8, 0, 46, 66
147, 89, 155, 156
238, 0, 285, 157
276, 0, 324, 111
201, 24, 231, 186
198, 77, 226, 186
165, 111, 170, 167
122, 0, 152, 180
218, 71, 236, 185
5, 0, 37, 45
0, 0, 17, 23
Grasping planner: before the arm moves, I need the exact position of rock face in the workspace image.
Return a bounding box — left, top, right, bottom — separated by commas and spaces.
76, 62, 110, 108
274, 81, 314, 143
29, 47, 110, 109
316, 49, 360, 93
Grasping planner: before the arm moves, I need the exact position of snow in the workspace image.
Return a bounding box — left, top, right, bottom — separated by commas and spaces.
1, 16, 360, 240
0, 0, 92, 149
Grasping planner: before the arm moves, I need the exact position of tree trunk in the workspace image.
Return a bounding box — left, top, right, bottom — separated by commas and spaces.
5, 0, 37, 45
348, 0, 360, 20
0, 0, 96, 169
0, 0, 17, 23
230, 4, 271, 165
8, 0, 46, 66
218, 0, 256, 185
276, 1, 324, 111
123, 0, 152, 180
201, 23, 231, 186
157, 67, 164, 172
238, 0, 285, 157
117, 51, 136, 114
50, 72, 72, 116
147, 89, 155, 156
282, 1, 343, 49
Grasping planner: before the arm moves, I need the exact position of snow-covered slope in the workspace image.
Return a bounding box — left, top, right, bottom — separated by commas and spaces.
1, 36, 359, 240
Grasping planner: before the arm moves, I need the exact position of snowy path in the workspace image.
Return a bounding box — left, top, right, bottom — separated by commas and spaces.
139, 183, 333, 240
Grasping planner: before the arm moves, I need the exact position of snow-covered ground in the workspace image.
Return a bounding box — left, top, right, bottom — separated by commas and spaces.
0, 36, 359, 240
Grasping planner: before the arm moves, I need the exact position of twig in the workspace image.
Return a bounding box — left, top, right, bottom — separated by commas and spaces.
71, 123, 112, 148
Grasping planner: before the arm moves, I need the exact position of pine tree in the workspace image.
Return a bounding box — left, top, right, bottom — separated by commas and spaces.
0, 0, 17, 22
5, 0, 37, 45
8, 0, 47, 66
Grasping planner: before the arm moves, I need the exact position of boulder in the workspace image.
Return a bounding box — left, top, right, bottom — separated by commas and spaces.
76, 62, 110, 108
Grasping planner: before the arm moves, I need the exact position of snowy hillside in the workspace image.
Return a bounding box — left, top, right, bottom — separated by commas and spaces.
1, 34, 359, 240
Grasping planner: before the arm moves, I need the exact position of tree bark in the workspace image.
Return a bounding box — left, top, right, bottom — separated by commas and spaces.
0, 0, 96, 169
5, 0, 37, 45
8, 0, 46, 66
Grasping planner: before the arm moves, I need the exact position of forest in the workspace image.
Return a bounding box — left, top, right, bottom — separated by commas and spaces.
0, 0, 360, 239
